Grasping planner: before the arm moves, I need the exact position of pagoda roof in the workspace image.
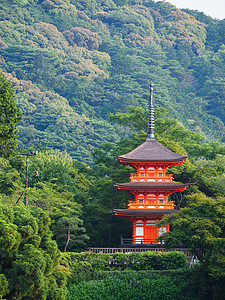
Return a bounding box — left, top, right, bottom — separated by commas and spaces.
115, 182, 188, 191
118, 139, 186, 163
113, 208, 179, 216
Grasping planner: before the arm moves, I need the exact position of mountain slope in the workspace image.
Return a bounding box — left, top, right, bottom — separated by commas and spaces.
1, 0, 225, 161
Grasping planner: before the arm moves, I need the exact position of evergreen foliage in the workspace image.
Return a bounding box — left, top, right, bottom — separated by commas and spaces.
0, 73, 22, 157
0, 203, 67, 299
158, 193, 225, 279
66, 270, 198, 300
1, 1, 225, 298
0, 0, 225, 161
0, 106, 225, 297
61, 251, 187, 275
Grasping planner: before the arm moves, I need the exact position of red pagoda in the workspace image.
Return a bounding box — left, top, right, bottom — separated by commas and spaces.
113, 84, 188, 245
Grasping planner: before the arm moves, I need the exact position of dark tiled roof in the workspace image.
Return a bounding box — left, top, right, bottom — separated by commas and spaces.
118, 139, 186, 163
115, 182, 188, 191
113, 209, 179, 216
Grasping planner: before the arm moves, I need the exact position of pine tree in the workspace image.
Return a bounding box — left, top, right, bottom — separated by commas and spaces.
0, 73, 22, 157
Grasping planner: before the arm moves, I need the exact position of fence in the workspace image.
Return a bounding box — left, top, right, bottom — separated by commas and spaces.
89, 247, 192, 257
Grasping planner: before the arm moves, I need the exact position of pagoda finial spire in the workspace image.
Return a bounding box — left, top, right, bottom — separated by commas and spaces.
147, 82, 156, 141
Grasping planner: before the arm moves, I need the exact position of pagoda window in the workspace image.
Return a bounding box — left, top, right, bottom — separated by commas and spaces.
139, 167, 145, 174
136, 227, 144, 236
157, 167, 164, 176
147, 167, 155, 171
146, 220, 155, 225
146, 193, 156, 204
137, 195, 144, 203
135, 222, 144, 244
158, 193, 165, 198
147, 167, 155, 176
146, 193, 155, 198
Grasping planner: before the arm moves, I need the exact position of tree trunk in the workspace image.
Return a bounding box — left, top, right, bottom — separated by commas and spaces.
64, 224, 70, 252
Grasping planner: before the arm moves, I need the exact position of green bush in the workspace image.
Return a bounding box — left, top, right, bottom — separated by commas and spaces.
61, 251, 188, 284
161, 251, 188, 270
128, 251, 162, 270
66, 271, 198, 300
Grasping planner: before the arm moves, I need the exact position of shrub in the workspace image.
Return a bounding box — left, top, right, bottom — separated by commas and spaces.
61, 251, 188, 284
66, 270, 198, 300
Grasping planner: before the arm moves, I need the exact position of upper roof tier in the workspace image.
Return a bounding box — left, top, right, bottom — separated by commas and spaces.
118, 139, 187, 164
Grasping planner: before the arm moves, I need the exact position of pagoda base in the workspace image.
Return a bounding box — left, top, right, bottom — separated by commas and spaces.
114, 209, 177, 245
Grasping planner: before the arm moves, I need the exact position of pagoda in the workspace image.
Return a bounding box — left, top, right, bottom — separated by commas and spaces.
113, 84, 188, 245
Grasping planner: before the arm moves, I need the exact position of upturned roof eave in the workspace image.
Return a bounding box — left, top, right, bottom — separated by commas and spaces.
118, 157, 187, 163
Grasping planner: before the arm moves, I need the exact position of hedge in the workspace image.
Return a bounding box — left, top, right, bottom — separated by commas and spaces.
66, 270, 198, 300
61, 251, 188, 284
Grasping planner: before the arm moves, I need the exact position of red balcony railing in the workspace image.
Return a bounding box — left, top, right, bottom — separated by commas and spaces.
129, 174, 173, 182
127, 201, 174, 209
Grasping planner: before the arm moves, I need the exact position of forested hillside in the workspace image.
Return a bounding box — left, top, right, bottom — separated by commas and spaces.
1, 0, 225, 162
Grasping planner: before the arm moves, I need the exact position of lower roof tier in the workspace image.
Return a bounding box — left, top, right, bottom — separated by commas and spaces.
115, 182, 188, 193
113, 208, 179, 217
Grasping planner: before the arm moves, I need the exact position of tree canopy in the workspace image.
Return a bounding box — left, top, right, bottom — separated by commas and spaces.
1, 1, 225, 297
0, 0, 225, 161
0, 203, 67, 299
159, 193, 225, 279
0, 73, 22, 157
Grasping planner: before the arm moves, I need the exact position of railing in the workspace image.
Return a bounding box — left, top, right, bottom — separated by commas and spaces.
127, 202, 174, 209
88, 247, 193, 257
129, 174, 173, 183
121, 238, 163, 245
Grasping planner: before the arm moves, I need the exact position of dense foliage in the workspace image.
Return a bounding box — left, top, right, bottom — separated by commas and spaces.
0, 74, 22, 157
159, 193, 225, 279
61, 251, 187, 279
67, 271, 198, 300
1, 2, 225, 298
1, 0, 225, 162
66, 268, 225, 300
0, 97, 225, 299
0, 203, 67, 299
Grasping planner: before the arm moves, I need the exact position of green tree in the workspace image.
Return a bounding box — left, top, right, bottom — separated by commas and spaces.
0, 202, 67, 299
159, 193, 225, 279
0, 156, 23, 195
0, 149, 90, 251
55, 216, 89, 252
0, 73, 22, 157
